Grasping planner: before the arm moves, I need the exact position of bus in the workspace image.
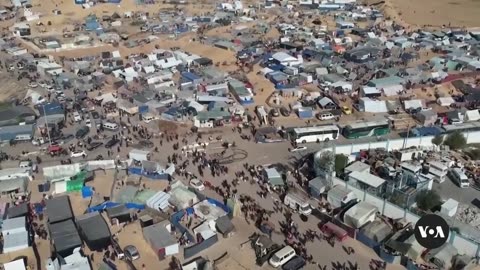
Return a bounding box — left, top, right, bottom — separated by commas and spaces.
342, 120, 390, 139
290, 125, 340, 144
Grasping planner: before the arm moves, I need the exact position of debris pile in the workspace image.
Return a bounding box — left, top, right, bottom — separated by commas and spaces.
455, 205, 480, 228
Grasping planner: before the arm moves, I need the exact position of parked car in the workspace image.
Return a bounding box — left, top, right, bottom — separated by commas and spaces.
85, 119, 92, 128
86, 142, 103, 151
189, 179, 205, 191
281, 256, 306, 270
280, 107, 291, 117
75, 126, 90, 139
270, 108, 280, 117
105, 138, 119, 148
341, 106, 352, 115
124, 245, 140, 261
28, 82, 38, 88
71, 150, 87, 158
91, 111, 100, 119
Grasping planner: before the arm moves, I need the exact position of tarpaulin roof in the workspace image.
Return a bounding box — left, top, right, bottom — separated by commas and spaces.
76, 212, 111, 251
46, 195, 73, 224
49, 219, 82, 256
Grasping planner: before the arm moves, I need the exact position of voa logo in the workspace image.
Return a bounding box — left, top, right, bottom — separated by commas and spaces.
414, 214, 450, 249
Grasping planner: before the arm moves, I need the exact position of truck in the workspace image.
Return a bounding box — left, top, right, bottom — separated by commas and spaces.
283, 191, 312, 215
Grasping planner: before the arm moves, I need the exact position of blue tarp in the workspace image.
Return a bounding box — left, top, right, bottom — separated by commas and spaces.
170, 210, 195, 242
82, 186, 93, 198
128, 167, 170, 180
138, 105, 149, 114
182, 72, 201, 82
87, 201, 145, 213
207, 198, 231, 214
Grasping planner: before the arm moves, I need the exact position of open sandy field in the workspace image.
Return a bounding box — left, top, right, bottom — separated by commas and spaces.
367, 0, 480, 28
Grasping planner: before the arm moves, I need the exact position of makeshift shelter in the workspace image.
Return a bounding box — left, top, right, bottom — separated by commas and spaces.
415, 110, 438, 126
464, 110, 480, 122
46, 195, 73, 224
425, 243, 457, 269
106, 205, 131, 224
129, 149, 150, 162
359, 98, 388, 113
3, 259, 26, 270
49, 219, 82, 257
308, 177, 330, 197
143, 221, 179, 258
215, 216, 235, 238
437, 97, 455, 107
169, 186, 199, 210
53, 179, 84, 194
146, 191, 171, 212
7, 203, 28, 218
265, 168, 284, 186
2, 216, 26, 234
3, 229, 29, 253
343, 202, 377, 228
76, 212, 111, 251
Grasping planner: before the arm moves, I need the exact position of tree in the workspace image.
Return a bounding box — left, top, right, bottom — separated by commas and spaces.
415, 190, 441, 211
431, 135, 444, 146
314, 150, 335, 175
334, 154, 349, 175
444, 131, 466, 150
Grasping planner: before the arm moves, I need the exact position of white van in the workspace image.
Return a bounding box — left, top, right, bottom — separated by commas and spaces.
449, 168, 470, 188
284, 192, 311, 215
317, 112, 335, 121
269, 246, 296, 268
103, 121, 119, 131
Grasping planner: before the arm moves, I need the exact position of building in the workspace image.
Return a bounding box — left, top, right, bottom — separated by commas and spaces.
228, 80, 253, 105
348, 171, 386, 196
0, 124, 35, 142
143, 221, 180, 258
0, 105, 36, 127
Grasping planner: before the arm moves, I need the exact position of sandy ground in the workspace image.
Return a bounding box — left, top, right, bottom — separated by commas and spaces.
365, 0, 480, 28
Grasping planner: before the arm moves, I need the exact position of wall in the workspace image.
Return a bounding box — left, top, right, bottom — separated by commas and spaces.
183, 234, 219, 259
332, 178, 480, 257
329, 130, 480, 156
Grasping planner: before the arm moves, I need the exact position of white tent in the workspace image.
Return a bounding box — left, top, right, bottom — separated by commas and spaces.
24, 89, 45, 105
146, 191, 171, 211
3, 230, 29, 253
465, 110, 480, 122
382, 84, 403, 96
4, 259, 26, 270
437, 96, 455, 107
359, 98, 388, 113
129, 149, 150, 162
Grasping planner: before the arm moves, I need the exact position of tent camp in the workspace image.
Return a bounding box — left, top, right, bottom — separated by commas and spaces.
46, 195, 74, 224
76, 212, 111, 251
49, 219, 82, 257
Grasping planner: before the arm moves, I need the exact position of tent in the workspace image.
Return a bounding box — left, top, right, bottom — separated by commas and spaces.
46, 196, 73, 224
3, 230, 28, 253
49, 219, 82, 257
359, 98, 388, 113
465, 110, 480, 122
106, 205, 131, 223
265, 168, 284, 186
2, 216, 26, 234
3, 259, 26, 270
54, 179, 84, 194
7, 203, 28, 218
76, 212, 111, 251
129, 149, 150, 162
146, 191, 171, 211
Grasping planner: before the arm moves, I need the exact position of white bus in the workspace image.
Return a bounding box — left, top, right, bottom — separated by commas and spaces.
291, 125, 340, 144
448, 168, 470, 188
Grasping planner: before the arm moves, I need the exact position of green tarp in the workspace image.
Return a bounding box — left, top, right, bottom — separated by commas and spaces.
67, 179, 84, 192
